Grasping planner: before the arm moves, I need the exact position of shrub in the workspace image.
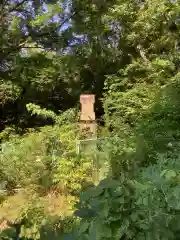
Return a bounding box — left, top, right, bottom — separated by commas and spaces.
73, 148, 180, 240
0, 106, 93, 239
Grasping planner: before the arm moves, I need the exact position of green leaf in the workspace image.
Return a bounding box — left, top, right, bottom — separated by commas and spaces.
79, 222, 89, 234
165, 170, 176, 180
142, 197, 149, 206
130, 212, 138, 222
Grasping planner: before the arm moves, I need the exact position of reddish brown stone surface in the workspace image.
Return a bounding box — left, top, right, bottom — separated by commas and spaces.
80, 94, 95, 121
0, 220, 9, 230
79, 94, 96, 135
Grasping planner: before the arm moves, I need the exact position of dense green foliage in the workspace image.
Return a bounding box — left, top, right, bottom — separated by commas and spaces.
1, 0, 180, 239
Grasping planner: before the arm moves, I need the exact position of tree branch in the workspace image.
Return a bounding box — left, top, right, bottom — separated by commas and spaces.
0, 38, 29, 62
34, 12, 75, 38
9, 0, 28, 13
0, 9, 77, 62
11, 8, 32, 15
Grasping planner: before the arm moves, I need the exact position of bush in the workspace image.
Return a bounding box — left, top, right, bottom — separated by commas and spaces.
73, 148, 180, 240
0, 106, 93, 239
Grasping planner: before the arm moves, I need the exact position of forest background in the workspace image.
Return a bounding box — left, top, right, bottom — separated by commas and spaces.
1, 0, 180, 239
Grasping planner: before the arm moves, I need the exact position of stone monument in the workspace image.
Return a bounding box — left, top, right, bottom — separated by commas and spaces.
77, 94, 99, 182
79, 94, 97, 135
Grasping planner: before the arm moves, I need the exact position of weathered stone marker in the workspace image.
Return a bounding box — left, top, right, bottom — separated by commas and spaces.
78, 94, 99, 183
79, 94, 97, 135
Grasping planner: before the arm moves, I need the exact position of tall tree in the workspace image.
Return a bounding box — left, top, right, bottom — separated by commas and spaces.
0, 0, 79, 129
